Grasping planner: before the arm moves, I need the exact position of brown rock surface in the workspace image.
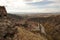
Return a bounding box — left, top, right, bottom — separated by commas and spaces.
0, 18, 17, 40
0, 6, 7, 17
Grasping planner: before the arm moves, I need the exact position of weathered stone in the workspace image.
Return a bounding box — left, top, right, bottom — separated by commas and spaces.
0, 18, 18, 40
0, 6, 7, 17
0, 6, 18, 40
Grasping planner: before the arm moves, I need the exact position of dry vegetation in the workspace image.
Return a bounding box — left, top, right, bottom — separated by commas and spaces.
25, 15, 60, 40
0, 6, 47, 40
0, 6, 60, 40
7, 13, 60, 40
0, 14, 47, 40
17, 27, 47, 40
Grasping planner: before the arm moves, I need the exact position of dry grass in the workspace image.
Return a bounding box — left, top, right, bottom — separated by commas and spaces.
17, 27, 47, 40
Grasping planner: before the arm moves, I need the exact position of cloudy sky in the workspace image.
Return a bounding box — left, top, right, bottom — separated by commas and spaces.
0, 0, 60, 13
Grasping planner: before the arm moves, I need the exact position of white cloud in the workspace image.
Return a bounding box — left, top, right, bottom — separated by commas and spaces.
6, 7, 60, 13
33, 0, 43, 2
0, 0, 60, 13
24, 0, 43, 3
48, 0, 60, 3
0, 0, 7, 6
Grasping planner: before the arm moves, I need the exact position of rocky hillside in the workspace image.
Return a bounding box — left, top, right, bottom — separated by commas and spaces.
1, 16, 46, 40
0, 6, 47, 40
24, 15, 60, 40
8, 13, 60, 40
7, 13, 60, 40
0, 6, 60, 40
0, 16, 18, 40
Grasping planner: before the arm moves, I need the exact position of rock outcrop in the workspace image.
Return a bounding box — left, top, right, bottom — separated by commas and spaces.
0, 6, 18, 40
0, 6, 7, 17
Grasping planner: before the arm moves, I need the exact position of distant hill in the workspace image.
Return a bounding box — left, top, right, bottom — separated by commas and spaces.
7, 13, 24, 20
15, 13, 60, 17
